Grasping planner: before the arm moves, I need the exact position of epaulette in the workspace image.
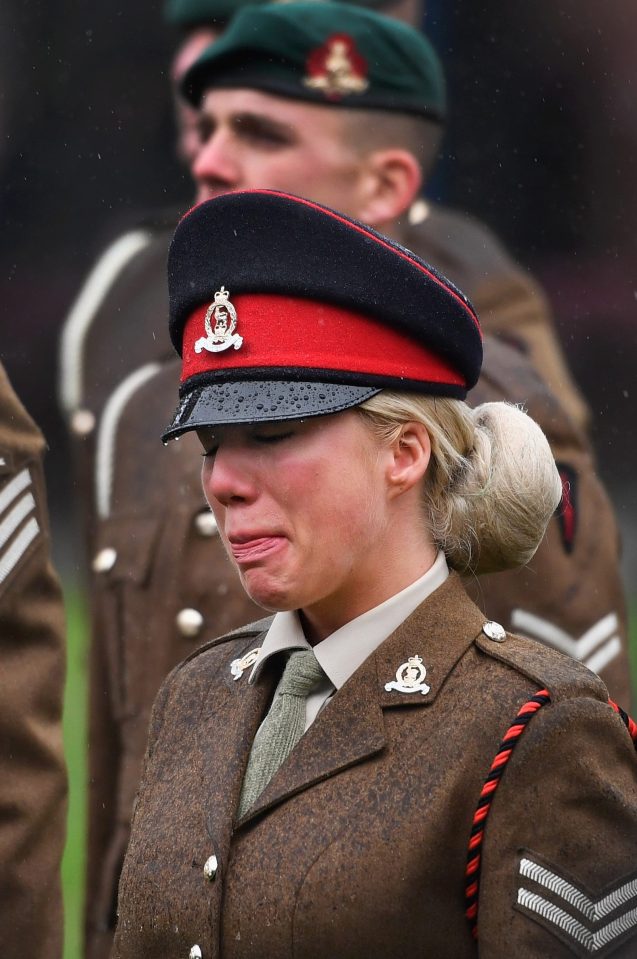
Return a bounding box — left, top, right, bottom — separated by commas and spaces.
475, 628, 608, 704
177, 615, 274, 670
405, 203, 521, 279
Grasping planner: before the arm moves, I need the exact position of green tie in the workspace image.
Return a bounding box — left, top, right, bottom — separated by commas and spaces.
237, 649, 326, 818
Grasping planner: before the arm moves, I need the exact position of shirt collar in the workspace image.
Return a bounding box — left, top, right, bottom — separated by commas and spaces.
249, 551, 449, 689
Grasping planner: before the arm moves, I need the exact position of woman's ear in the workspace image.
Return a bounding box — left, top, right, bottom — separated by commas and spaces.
387, 421, 431, 497
355, 149, 422, 230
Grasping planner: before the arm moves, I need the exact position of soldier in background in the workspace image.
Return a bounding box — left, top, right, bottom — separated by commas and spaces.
58, 2, 632, 956
0, 360, 67, 959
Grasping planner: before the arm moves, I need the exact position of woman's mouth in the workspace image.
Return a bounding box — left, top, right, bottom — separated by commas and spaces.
228, 535, 287, 564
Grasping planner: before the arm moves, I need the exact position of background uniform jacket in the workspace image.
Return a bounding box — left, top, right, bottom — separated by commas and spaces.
113, 574, 637, 959
0, 361, 67, 958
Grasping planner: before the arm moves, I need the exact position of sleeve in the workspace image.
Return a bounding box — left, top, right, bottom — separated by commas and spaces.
477, 695, 637, 958
0, 362, 67, 958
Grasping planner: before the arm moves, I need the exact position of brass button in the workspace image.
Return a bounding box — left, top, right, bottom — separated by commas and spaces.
92, 547, 117, 573
189, 947, 202, 959
176, 608, 204, 637
407, 199, 430, 226
71, 408, 96, 436
483, 621, 506, 643
195, 510, 218, 537
203, 854, 218, 881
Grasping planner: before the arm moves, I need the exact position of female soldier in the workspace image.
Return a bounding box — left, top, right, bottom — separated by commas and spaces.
114, 191, 637, 958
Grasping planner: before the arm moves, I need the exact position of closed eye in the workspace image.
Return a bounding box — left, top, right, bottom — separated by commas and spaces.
253, 430, 294, 445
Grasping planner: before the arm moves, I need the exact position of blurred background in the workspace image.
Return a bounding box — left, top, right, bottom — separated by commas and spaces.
1, 0, 635, 954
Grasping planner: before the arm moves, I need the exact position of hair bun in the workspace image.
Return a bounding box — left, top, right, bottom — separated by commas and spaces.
444, 402, 562, 574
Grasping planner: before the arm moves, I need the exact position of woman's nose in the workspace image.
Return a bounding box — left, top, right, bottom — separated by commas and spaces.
202, 445, 256, 508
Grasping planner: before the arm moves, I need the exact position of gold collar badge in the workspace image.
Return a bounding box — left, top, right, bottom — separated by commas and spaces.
195, 286, 244, 354
230, 647, 261, 681
385, 655, 430, 695
303, 34, 369, 99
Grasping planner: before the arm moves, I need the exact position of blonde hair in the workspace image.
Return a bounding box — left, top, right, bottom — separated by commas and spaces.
357, 393, 562, 576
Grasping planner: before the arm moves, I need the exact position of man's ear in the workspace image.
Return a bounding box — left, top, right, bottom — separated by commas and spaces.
356, 149, 422, 230
387, 421, 431, 497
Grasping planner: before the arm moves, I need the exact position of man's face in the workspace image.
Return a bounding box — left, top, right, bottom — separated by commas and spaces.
192, 88, 369, 219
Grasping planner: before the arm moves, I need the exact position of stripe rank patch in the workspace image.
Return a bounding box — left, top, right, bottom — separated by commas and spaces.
516, 854, 637, 956
0, 467, 40, 591
511, 609, 621, 676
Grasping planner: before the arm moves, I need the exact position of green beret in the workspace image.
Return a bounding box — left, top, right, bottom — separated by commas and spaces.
182, 2, 446, 120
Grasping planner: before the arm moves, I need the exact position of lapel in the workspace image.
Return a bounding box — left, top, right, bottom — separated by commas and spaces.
197, 630, 278, 849
236, 573, 485, 827
376, 572, 485, 710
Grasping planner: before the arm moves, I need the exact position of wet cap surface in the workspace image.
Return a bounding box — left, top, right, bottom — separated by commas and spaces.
163, 379, 381, 440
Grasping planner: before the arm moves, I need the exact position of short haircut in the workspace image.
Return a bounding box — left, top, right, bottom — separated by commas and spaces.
340, 109, 443, 178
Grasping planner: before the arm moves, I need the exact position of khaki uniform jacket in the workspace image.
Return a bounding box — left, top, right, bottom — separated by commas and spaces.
0, 362, 67, 957
113, 574, 637, 959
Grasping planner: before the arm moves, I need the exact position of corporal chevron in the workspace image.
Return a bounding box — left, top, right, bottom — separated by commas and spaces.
511, 609, 621, 674
0, 468, 40, 587
516, 855, 637, 955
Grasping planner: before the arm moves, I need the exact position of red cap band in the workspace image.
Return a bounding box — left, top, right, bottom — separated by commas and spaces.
181, 293, 465, 387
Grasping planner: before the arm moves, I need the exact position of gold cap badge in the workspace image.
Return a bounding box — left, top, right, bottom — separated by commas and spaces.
303, 34, 369, 99
195, 286, 244, 354
230, 647, 261, 680
385, 655, 430, 695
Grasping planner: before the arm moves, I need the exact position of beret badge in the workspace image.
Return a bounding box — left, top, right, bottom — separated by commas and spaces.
303, 34, 369, 99
194, 286, 244, 354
